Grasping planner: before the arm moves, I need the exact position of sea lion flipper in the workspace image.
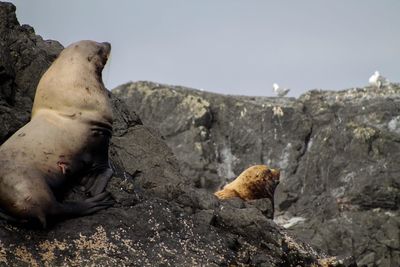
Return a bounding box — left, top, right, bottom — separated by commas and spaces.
0, 209, 19, 223
52, 192, 114, 218
81, 167, 113, 196
84, 191, 113, 202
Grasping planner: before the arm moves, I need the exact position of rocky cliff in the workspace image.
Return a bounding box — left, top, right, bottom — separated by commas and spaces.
113, 79, 400, 267
0, 2, 353, 266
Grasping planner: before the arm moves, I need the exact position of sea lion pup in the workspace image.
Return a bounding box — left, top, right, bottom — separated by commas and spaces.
215, 165, 280, 203
0, 40, 114, 228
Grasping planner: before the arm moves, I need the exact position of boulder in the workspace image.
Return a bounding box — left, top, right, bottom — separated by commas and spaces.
114, 79, 400, 266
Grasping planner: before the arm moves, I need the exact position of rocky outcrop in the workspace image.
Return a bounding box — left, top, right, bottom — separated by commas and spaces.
113, 80, 400, 267
0, 2, 353, 266
0, 3, 62, 144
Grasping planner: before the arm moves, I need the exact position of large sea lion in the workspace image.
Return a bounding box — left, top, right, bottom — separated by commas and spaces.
215, 165, 280, 203
0, 40, 114, 227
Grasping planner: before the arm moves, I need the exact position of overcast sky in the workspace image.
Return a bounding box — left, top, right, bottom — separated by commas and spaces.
8, 0, 400, 97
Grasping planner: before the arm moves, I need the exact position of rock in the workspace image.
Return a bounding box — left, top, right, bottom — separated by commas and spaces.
0, 2, 352, 266
0, 2, 63, 144
114, 80, 400, 266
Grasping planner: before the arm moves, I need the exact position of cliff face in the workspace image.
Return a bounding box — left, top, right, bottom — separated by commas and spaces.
113, 81, 400, 266
0, 2, 352, 266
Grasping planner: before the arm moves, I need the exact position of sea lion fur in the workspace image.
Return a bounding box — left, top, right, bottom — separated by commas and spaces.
215, 165, 280, 202
0, 40, 114, 227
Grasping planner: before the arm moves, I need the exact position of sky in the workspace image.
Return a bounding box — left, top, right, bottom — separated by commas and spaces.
8, 0, 400, 97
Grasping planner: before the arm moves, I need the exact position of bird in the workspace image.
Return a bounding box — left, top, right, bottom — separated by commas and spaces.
273, 83, 290, 97
368, 71, 387, 88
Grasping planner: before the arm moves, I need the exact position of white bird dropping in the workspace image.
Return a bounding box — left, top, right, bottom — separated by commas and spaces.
273, 83, 290, 97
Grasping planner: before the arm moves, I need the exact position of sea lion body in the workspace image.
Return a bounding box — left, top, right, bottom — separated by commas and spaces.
0, 40, 114, 227
215, 165, 280, 202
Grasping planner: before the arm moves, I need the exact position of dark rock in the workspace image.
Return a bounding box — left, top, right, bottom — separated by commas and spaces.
113, 80, 400, 266
0, 2, 351, 266
245, 198, 275, 220
0, 2, 63, 144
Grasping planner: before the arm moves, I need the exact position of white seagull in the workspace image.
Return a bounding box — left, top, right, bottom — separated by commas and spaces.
368, 71, 387, 88
273, 83, 290, 97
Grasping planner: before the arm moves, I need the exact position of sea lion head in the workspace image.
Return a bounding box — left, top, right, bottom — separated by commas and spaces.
32, 40, 113, 118
244, 165, 280, 199
59, 40, 111, 79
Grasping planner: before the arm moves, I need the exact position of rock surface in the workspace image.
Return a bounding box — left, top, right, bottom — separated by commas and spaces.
113, 79, 400, 267
0, 2, 352, 266
0, 2, 62, 143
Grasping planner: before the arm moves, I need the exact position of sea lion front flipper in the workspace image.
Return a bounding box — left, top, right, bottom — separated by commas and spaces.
51, 191, 114, 219
81, 167, 113, 196
0, 208, 19, 223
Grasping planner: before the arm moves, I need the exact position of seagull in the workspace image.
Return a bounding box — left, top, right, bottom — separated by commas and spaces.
369, 71, 387, 88
273, 83, 290, 97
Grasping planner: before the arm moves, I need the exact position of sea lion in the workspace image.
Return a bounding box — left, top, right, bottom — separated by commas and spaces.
0, 40, 114, 228
214, 165, 280, 203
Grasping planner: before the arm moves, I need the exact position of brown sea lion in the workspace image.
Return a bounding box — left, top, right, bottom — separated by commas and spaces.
0, 40, 114, 228
215, 165, 280, 203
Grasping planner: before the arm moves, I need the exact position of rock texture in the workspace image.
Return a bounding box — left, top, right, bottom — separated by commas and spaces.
113, 80, 400, 267
0, 2, 62, 143
0, 2, 353, 266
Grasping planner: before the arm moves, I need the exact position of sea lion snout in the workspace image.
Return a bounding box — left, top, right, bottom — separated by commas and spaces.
101, 42, 111, 52
271, 168, 280, 182
100, 42, 111, 64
